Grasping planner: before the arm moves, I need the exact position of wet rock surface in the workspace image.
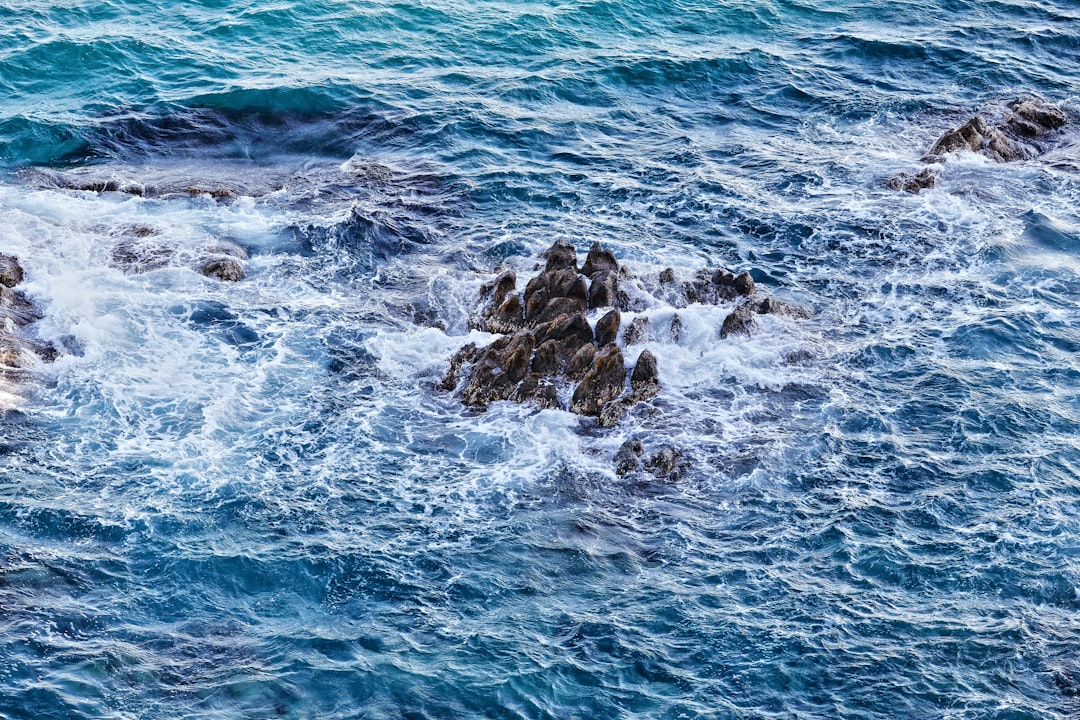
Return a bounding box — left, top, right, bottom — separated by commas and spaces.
891, 98, 1070, 193
0, 255, 59, 388
444, 241, 809, 439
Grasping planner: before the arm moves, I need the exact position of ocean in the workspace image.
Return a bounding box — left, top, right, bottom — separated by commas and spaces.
1, 0, 1079, 717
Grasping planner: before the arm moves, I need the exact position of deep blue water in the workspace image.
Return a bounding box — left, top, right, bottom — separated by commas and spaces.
2, 0, 1080, 718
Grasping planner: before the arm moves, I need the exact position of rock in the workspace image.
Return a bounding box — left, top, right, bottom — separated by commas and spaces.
669, 314, 683, 343
712, 269, 755, 300
112, 241, 174, 273
629, 349, 660, 401
570, 345, 626, 416
510, 373, 559, 408
721, 303, 757, 339
580, 242, 618, 277
983, 125, 1028, 162
645, 447, 685, 480
566, 343, 596, 382
0, 255, 24, 289
0, 286, 42, 327
485, 294, 525, 334
461, 332, 535, 407
1010, 99, 1066, 132
533, 295, 587, 326
683, 271, 713, 304
922, 101, 1067, 165
199, 256, 245, 282
928, 115, 988, 157
755, 296, 811, 319
531, 339, 563, 376
659, 267, 676, 284
623, 316, 650, 345
525, 267, 588, 324
485, 270, 518, 309
733, 271, 755, 296
888, 167, 937, 194
613, 438, 644, 475
533, 313, 594, 352
588, 270, 619, 309
542, 239, 577, 273
598, 398, 633, 428
594, 309, 620, 347
440, 343, 479, 391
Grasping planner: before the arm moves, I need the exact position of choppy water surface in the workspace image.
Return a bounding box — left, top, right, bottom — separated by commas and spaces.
2, 0, 1080, 717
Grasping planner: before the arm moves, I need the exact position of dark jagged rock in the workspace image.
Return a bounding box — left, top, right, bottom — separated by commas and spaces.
1010, 99, 1066, 133
669, 314, 682, 343
594, 309, 620, 347
588, 270, 619, 309
919, 99, 1067, 168
613, 438, 644, 476
485, 294, 525, 334
928, 115, 988, 157
623, 316, 650, 345
511, 373, 559, 408
570, 345, 626, 416
199, 256, 245, 282
531, 339, 563, 376
534, 295, 587, 326
566, 343, 596, 382
659, 267, 676, 284
542, 239, 578, 273
533, 312, 594, 351
440, 343, 479, 391
645, 446, 685, 480
525, 267, 588, 324
461, 331, 535, 407
0, 256, 59, 379
488, 271, 517, 307
0, 255, 24, 289
629, 349, 660, 401
712, 269, 755, 300
721, 303, 757, 339
598, 397, 634, 428
445, 238, 797, 423
581, 242, 618, 277
755, 296, 811, 319
888, 167, 937, 194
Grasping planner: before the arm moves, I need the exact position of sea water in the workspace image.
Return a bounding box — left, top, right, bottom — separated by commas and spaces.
1, 0, 1080, 717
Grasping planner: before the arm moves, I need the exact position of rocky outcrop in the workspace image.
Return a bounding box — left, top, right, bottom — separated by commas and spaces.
444, 240, 808, 426
891, 98, 1069, 193
0, 255, 59, 390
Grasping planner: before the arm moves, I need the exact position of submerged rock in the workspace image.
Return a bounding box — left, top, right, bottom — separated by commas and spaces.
888, 167, 937, 194
613, 438, 644, 476
199, 256, 246, 282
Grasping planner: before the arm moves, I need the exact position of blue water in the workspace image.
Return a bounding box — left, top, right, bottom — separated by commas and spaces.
2, 0, 1080, 717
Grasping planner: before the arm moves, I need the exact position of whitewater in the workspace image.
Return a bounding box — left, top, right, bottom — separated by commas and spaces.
1, 0, 1080, 717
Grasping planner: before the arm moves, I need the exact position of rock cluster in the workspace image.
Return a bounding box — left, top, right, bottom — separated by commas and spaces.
0, 254, 58, 380
110, 227, 248, 281
890, 98, 1069, 193
442, 240, 804, 428
441, 240, 658, 426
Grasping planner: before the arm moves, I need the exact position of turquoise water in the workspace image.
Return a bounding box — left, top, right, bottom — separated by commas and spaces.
2, 0, 1080, 717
